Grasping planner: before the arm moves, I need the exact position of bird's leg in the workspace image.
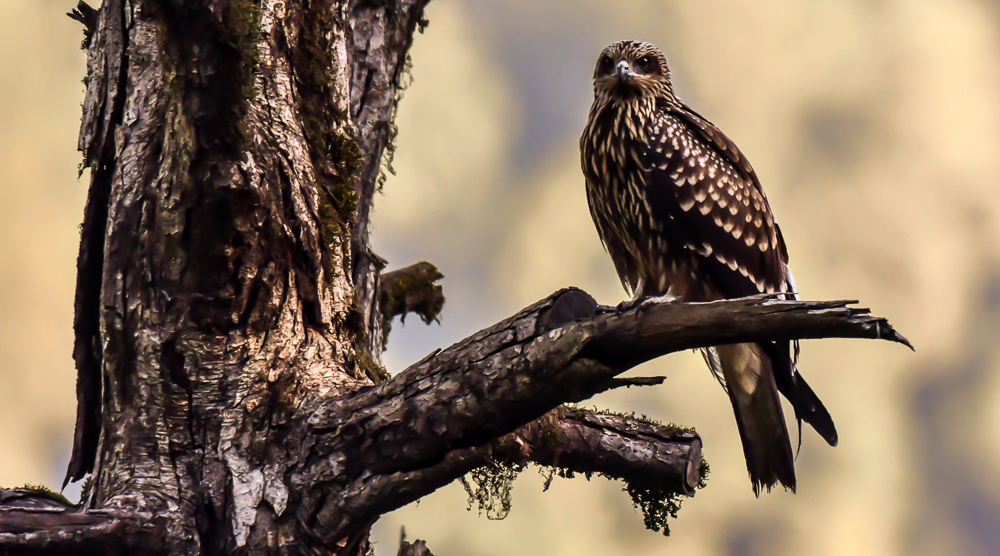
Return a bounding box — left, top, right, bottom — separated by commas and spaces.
614, 279, 681, 315
631, 278, 646, 301
634, 293, 677, 313
632, 280, 684, 313
614, 297, 641, 314
632, 276, 703, 312
612, 278, 647, 314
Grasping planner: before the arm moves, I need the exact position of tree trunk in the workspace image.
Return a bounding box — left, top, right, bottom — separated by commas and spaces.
66, 0, 429, 552
0, 1, 911, 555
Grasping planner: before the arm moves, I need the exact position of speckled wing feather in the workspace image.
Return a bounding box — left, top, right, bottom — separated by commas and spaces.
643, 106, 790, 298
643, 105, 837, 446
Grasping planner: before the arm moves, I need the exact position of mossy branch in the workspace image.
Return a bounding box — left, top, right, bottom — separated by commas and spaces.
459, 405, 704, 534
487, 406, 702, 494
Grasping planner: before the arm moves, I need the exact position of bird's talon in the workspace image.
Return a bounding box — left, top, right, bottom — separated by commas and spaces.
639, 294, 675, 311
614, 298, 639, 314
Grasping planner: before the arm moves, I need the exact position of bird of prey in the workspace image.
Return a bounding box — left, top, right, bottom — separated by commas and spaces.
580, 40, 837, 494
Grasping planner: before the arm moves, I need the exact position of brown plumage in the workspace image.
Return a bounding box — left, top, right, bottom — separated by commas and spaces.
580, 40, 837, 494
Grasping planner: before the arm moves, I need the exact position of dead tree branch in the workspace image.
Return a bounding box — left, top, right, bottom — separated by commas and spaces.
0, 287, 906, 552
489, 406, 703, 495
288, 288, 907, 540
583, 293, 912, 368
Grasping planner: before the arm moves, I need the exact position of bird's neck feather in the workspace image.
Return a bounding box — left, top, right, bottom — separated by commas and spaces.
593, 94, 657, 142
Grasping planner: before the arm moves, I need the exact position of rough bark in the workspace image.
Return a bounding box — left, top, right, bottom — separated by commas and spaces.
62, 0, 432, 552
0, 488, 164, 556
0, 1, 910, 555
492, 406, 703, 496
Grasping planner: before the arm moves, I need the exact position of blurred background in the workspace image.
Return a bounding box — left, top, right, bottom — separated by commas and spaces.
2, 1, 999, 555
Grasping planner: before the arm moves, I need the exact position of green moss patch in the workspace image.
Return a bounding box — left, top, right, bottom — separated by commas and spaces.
16, 484, 74, 507
226, 0, 262, 102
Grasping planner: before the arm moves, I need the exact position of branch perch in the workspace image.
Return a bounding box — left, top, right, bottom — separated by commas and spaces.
1, 288, 907, 549
293, 288, 908, 539
584, 293, 912, 368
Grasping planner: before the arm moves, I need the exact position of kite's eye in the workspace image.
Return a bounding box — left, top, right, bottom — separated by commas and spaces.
599, 56, 615, 75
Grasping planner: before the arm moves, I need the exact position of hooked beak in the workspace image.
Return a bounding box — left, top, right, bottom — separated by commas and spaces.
616, 60, 633, 82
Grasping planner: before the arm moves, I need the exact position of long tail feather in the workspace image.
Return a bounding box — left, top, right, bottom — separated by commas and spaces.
716, 343, 795, 495
765, 341, 838, 447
